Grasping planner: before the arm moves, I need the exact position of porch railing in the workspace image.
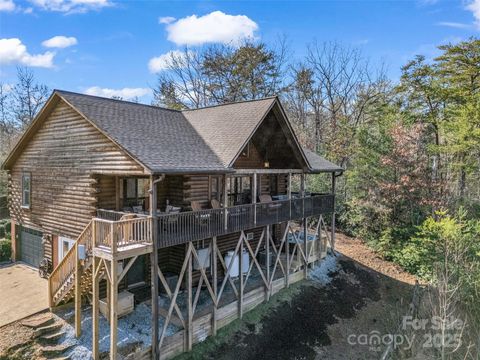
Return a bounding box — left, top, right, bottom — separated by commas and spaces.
157, 194, 334, 248
92, 216, 153, 254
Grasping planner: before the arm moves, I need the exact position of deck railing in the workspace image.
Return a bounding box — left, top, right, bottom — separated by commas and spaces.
92, 216, 153, 253
157, 194, 334, 248
95, 194, 333, 249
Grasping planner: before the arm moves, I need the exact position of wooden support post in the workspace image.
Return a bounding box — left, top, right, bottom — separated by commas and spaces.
286, 229, 290, 288
331, 173, 336, 252
265, 225, 270, 301
110, 260, 118, 360
47, 278, 53, 309
106, 276, 111, 321
286, 173, 292, 287
239, 233, 244, 319
150, 176, 159, 360
92, 256, 100, 360
252, 173, 257, 225
301, 173, 308, 278
110, 222, 116, 255
75, 243, 81, 337
186, 248, 193, 351
223, 174, 228, 230
212, 236, 218, 336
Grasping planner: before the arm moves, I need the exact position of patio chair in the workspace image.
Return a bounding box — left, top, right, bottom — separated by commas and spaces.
166, 205, 181, 214
211, 199, 221, 209
132, 205, 143, 213
190, 201, 203, 211
191, 201, 210, 224
259, 194, 273, 203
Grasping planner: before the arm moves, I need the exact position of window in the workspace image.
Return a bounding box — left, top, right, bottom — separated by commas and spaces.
270, 175, 278, 196
122, 178, 149, 208
22, 173, 31, 208
58, 236, 75, 263
210, 176, 222, 201
227, 176, 251, 206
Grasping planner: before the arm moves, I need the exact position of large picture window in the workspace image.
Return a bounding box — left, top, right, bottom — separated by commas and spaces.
22, 173, 31, 208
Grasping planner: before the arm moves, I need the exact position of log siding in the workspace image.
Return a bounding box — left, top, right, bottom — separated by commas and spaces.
8, 100, 145, 240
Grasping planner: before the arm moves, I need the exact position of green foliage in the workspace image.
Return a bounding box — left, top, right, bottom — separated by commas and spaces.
339, 38, 480, 284
4, 220, 10, 233
339, 198, 390, 242
0, 219, 10, 241
0, 239, 11, 262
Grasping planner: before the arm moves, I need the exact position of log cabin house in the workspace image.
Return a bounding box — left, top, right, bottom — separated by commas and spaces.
2, 90, 343, 359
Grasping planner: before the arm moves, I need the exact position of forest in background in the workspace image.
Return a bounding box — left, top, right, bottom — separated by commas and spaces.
1, 37, 479, 358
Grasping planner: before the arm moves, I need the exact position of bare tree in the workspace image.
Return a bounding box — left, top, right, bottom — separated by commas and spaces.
286, 41, 387, 164
10, 67, 49, 129
152, 39, 289, 109
152, 49, 211, 109
0, 83, 13, 136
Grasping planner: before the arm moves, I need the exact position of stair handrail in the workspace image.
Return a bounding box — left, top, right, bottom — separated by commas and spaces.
48, 220, 93, 307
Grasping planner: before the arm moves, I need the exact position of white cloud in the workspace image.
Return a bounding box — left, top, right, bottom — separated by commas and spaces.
0, 0, 15, 11
28, 0, 111, 13
159, 16, 175, 24
85, 86, 150, 99
467, 0, 480, 28
437, 21, 471, 29
0, 38, 55, 68
165, 11, 258, 46
148, 50, 188, 73
42, 35, 78, 48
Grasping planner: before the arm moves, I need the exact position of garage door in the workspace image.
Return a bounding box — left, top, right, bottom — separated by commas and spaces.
20, 227, 43, 268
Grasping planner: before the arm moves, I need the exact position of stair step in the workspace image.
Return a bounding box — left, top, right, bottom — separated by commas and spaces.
21, 313, 54, 329
40, 330, 65, 343
35, 323, 63, 337
40, 344, 75, 357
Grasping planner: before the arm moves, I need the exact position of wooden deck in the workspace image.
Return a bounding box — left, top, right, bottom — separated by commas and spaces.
95, 193, 334, 250
92, 242, 153, 260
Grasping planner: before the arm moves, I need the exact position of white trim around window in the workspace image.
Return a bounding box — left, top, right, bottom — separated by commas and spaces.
21, 173, 31, 209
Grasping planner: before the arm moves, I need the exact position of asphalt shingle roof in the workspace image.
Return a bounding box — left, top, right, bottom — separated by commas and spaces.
302, 148, 343, 173
58, 90, 227, 173
182, 98, 276, 166
51, 90, 342, 174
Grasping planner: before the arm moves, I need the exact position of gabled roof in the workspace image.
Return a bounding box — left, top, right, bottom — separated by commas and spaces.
2, 90, 342, 174
182, 97, 276, 167
57, 90, 227, 173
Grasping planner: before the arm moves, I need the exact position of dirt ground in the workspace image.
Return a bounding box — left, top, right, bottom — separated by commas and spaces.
177, 232, 417, 360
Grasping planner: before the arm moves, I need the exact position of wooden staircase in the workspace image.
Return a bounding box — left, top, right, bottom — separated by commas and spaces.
48, 215, 153, 307
48, 221, 95, 307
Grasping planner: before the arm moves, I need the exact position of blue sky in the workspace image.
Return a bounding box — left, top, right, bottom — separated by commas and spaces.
1, 0, 479, 102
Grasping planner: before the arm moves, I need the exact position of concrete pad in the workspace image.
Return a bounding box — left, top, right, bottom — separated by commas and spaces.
0, 263, 48, 327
